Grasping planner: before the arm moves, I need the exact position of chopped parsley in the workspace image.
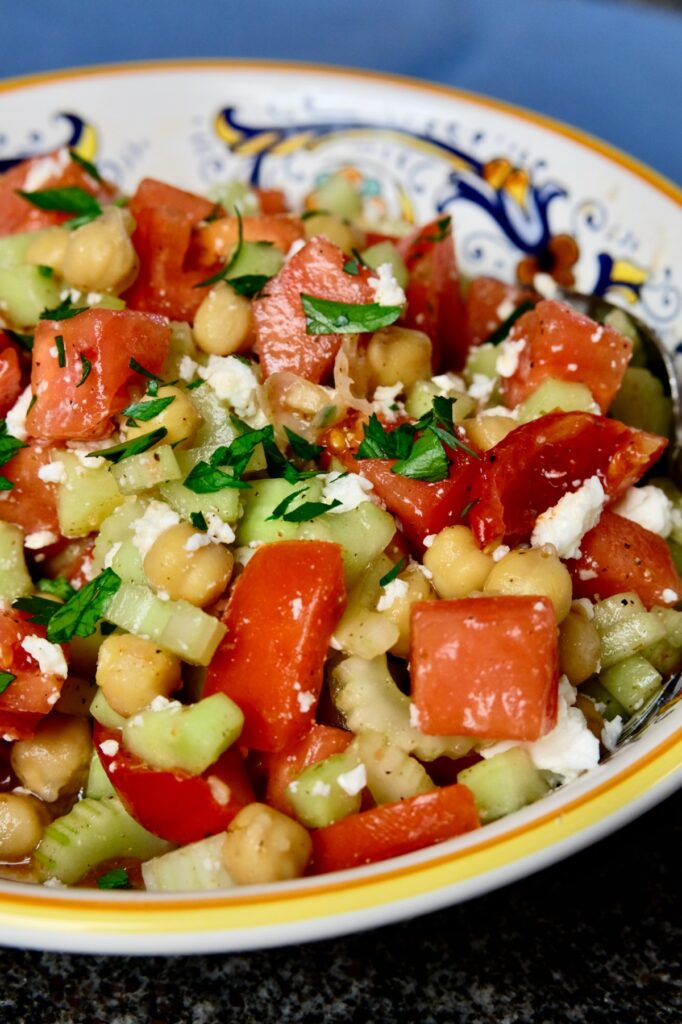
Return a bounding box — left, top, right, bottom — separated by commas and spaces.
422, 216, 451, 244
0, 671, 16, 695
76, 353, 92, 387
0, 420, 28, 492
45, 568, 121, 643
267, 490, 342, 522
96, 867, 130, 890
391, 429, 449, 482
5, 330, 33, 352
379, 558, 406, 588
122, 395, 175, 425
486, 300, 535, 346
69, 149, 103, 182
301, 294, 402, 335
88, 428, 168, 464
55, 334, 66, 368
460, 498, 479, 519
17, 185, 103, 229
190, 511, 208, 531
343, 259, 360, 276
39, 296, 88, 321
184, 422, 315, 494
38, 577, 77, 601
284, 427, 323, 462
128, 357, 163, 382
228, 274, 271, 298
195, 209, 245, 288
12, 595, 60, 627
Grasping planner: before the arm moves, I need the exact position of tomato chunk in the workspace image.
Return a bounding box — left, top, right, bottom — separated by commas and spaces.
501, 300, 633, 413
570, 510, 682, 608
204, 541, 346, 752
0, 444, 59, 535
411, 596, 559, 741
0, 611, 67, 740
27, 308, 170, 441
0, 333, 23, 417
193, 214, 304, 267
470, 412, 667, 549
397, 217, 468, 371
311, 783, 479, 874
94, 724, 254, 845
465, 276, 537, 348
256, 188, 289, 214
264, 723, 352, 815
252, 237, 375, 383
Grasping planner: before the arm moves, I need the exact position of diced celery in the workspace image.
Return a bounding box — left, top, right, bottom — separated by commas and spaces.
640, 637, 682, 677
405, 380, 475, 422
298, 501, 396, 587
92, 499, 145, 571
112, 445, 182, 495
457, 748, 550, 823
0, 521, 33, 602
142, 833, 234, 892
333, 556, 399, 658
207, 179, 261, 216
609, 367, 672, 438
0, 230, 44, 269
579, 678, 627, 722
236, 477, 323, 545
163, 320, 200, 380
0, 264, 62, 327
593, 592, 666, 668
56, 450, 124, 538
652, 606, 682, 647
360, 241, 408, 288
226, 240, 284, 282
286, 749, 363, 828
90, 689, 127, 730
311, 173, 362, 220
353, 730, 434, 804
85, 751, 117, 799
600, 655, 662, 716
463, 342, 499, 383
517, 378, 597, 422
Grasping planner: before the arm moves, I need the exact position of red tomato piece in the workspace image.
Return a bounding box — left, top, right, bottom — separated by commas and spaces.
26, 308, 170, 441
411, 596, 559, 741
397, 217, 468, 372
123, 178, 219, 322
0, 611, 67, 740
0, 333, 23, 417
0, 444, 60, 535
264, 723, 352, 815
501, 300, 633, 413
465, 276, 537, 348
0, 149, 117, 236
311, 783, 479, 874
570, 510, 682, 608
256, 188, 289, 214
470, 412, 667, 549
193, 214, 304, 267
252, 237, 375, 383
93, 724, 254, 845
204, 541, 346, 752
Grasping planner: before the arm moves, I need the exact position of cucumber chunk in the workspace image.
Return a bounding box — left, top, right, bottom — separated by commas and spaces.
0, 264, 61, 327
142, 833, 234, 892
600, 655, 663, 716
85, 750, 117, 799
226, 240, 284, 282
579, 678, 627, 722
0, 521, 33, 602
405, 380, 475, 422
609, 367, 672, 438
310, 173, 362, 220
593, 592, 666, 668
458, 748, 550, 823
112, 445, 182, 495
236, 477, 323, 545
517, 378, 597, 422
286, 749, 363, 828
298, 500, 396, 587
56, 451, 124, 538
360, 241, 408, 288
90, 689, 127, 731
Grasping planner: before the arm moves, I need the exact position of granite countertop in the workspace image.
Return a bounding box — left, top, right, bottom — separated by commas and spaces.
1, 789, 679, 1023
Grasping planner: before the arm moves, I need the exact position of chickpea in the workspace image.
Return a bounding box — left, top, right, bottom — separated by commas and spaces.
125, 385, 202, 448
193, 281, 253, 356
483, 546, 573, 622
376, 563, 435, 658
25, 227, 69, 275
96, 633, 181, 718
0, 794, 50, 861
559, 609, 602, 684
10, 715, 91, 803
463, 415, 517, 452
366, 327, 432, 391
222, 803, 312, 885
61, 207, 138, 293
423, 526, 493, 600
303, 212, 362, 254
143, 521, 234, 607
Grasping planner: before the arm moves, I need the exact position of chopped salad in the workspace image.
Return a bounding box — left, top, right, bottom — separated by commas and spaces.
0, 150, 680, 892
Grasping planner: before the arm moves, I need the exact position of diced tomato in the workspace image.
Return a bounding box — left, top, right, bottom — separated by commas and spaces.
204, 541, 346, 752
0, 333, 23, 417
256, 188, 289, 214
570, 510, 682, 608
470, 412, 667, 549
193, 214, 304, 267
26, 308, 170, 441
411, 596, 559, 741
0, 611, 67, 740
93, 724, 254, 845
0, 444, 60, 535
123, 178, 219, 322
311, 783, 479, 874
397, 217, 468, 372
263, 723, 352, 815
252, 237, 375, 383
0, 149, 117, 236
501, 300, 633, 413
465, 276, 537, 348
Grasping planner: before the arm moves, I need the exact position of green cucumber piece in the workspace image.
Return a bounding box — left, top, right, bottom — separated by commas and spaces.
85, 750, 117, 799
56, 450, 124, 538
226, 240, 284, 282
360, 241, 408, 288
142, 833, 234, 892
463, 342, 499, 383
298, 500, 396, 587
286, 749, 363, 828
458, 748, 550, 823
0, 264, 62, 327
353, 731, 434, 804
235, 477, 324, 545
405, 380, 475, 422
609, 367, 672, 438
0, 230, 44, 269
0, 521, 33, 602
90, 689, 127, 730
112, 445, 182, 495
311, 173, 362, 220
517, 378, 597, 422
207, 179, 261, 216
593, 592, 666, 668
600, 655, 662, 716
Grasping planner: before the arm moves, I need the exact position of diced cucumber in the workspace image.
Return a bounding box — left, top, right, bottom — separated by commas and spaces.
298, 501, 396, 587
163, 320, 200, 380
160, 450, 241, 526
92, 499, 145, 568
35, 796, 172, 885
593, 592, 666, 668
226, 240, 284, 282
207, 179, 261, 216
331, 654, 474, 762
0, 264, 62, 327
0, 230, 44, 269
142, 833, 235, 892
602, 307, 641, 346
56, 450, 124, 538
235, 477, 324, 545
640, 636, 682, 676
457, 748, 550, 823
609, 367, 672, 438
652, 605, 682, 647
579, 678, 627, 722
353, 730, 434, 804
104, 582, 226, 665
600, 655, 662, 716
185, 388, 266, 476
122, 693, 243, 775
112, 445, 182, 495
405, 380, 475, 422
360, 241, 408, 288
0, 521, 33, 602
311, 173, 362, 220
517, 378, 597, 422
90, 689, 127, 730
463, 342, 499, 383
286, 749, 363, 828
85, 751, 117, 799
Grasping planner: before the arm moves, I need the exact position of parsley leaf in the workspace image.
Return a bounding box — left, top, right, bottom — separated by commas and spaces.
268, 491, 342, 522
89, 428, 168, 464
301, 294, 402, 335
284, 427, 323, 461
379, 558, 406, 588
423, 216, 451, 243
194, 209, 245, 288
39, 297, 88, 321
0, 671, 15, 695
128, 357, 162, 382
355, 415, 414, 461
46, 568, 121, 643
69, 149, 102, 182
486, 300, 535, 346
38, 577, 77, 601
190, 511, 208, 531
391, 429, 449, 482
96, 867, 130, 890
76, 353, 91, 387
122, 395, 175, 424
266, 488, 307, 520
183, 461, 250, 493
55, 334, 66, 368
460, 498, 479, 519
343, 259, 360, 276
17, 186, 102, 230
37, 264, 54, 278
12, 595, 60, 627
228, 274, 271, 298
0, 419, 28, 491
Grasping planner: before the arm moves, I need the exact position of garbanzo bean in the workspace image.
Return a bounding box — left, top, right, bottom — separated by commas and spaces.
193, 281, 253, 356
366, 326, 432, 390
10, 715, 91, 803
559, 609, 602, 684
125, 384, 202, 448
462, 414, 517, 451
376, 563, 435, 658
61, 207, 138, 293
222, 803, 312, 885
423, 526, 494, 600
302, 211, 362, 254
0, 793, 50, 860
483, 546, 573, 622
143, 521, 234, 607
96, 633, 181, 718
25, 227, 69, 275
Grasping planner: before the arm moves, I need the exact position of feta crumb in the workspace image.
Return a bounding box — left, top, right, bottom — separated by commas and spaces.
372, 382, 404, 422
234, 546, 256, 567
531, 475, 606, 559
321, 471, 374, 514
467, 374, 495, 403
296, 690, 316, 713
20, 635, 68, 678
409, 702, 421, 728
532, 273, 559, 300
103, 541, 122, 570
130, 501, 181, 558
612, 485, 674, 539
66, 438, 113, 469
368, 263, 406, 307
479, 404, 519, 420
591, 326, 604, 344
601, 715, 623, 753
311, 780, 331, 797
291, 597, 303, 620
285, 237, 306, 261
184, 531, 211, 552
198, 355, 266, 426
207, 775, 231, 806
662, 588, 679, 604
22, 148, 70, 191
495, 297, 517, 321
418, 563, 433, 581
178, 354, 199, 382
149, 695, 181, 712
423, 534, 437, 549
329, 635, 342, 651
572, 597, 595, 620
204, 512, 236, 546
431, 372, 466, 394
336, 763, 367, 796
24, 530, 58, 550
5, 386, 33, 441
578, 568, 598, 581
99, 739, 119, 757
495, 337, 526, 378
37, 460, 67, 485
492, 544, 510, 562
376, 577, 409, 611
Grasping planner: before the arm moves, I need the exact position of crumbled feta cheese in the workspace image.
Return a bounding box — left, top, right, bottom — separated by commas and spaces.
198, 355, 266, 425
206, 775, 231, 806
66, 438, 113, 469
204, 512, 236, 546
532, 273, 559, 300
178, 354, 199, 382
423, 534, 437, 549
24, 530, 58, 550
329, 635, 342, 651
467, 374, 495, 403
149, 695, 181, 712
612, 485, 674, 539
5, 386, 33, 441
131, 501, 181, 558
578, 568, 598, 581
431, 372, 466, 394
417, 563, 433, 581
184, 531, 211, 552
20, 635, 68, 678
296, 690, 316, 713
337, 763, 367, 796
37, 460, 66, 485
285, 237, 306, 261
572, 597, 595, 620
478, 404, 518, 420
601, 715, 623, 753
311, 780, 331, 797
321, 471, 374, 514
662, 588, 679, 604
531, 475, 606, 559
291, 597, 303, 620
495, 337, 526, 378
495, 297, 517, 321
376, 577, 409, 611
368, 263, 406, 307
99, 739, 119, 757
492, 544, 510, 562
22, 148, 70, 191
103, 541, 122, 570
372, 382, 404, 422
409, 702, 421, 728
591, 326, 604, 344
234, 546, 256, 567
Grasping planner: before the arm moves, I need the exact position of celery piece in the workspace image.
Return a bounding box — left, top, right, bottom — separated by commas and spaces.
579, 678, 627, 722
35, 796, 171, 885
652, 605, 682, 647
353, 731, 434, 804
405, 380, 475, 422
311, 173, 362, 220
609, 367, 672, 438
0, 521, 33, 602
90, 688, 127, 730
600, 655, 662, 716
207, 179, 261, 216
56, 450, 124, 538
458, 748, 550, 824
235, 477, 324, 545
142, 833, 234, 892
122, 693, 243, 776
463, 342, 499, 384
298, 500, 396, 587
593, 592, 666, 668
517, 378, 597, 422
112, 445, 182, 495
360, 241, 408, 288
0, 230, 44, 269
286, 750, 363, 828
85, 750, 117, 799
226, 240, 284, 282
0, 264, 62, 327
640, 637, 682, 677
91, 499, 145, 573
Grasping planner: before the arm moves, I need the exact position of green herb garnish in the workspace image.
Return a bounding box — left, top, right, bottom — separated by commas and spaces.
190, 511, 208, 531
76, 353, 91, 387
194, 209, 245, 288
379, 558, 406, 588
228, 274, 271, 298
0, 671, 15, 695
38, 577, 77, 601
54, 334, 66, 368
267, 489, 342, 522
460, 499, 479, 519
301, 294, 402, 335
96, 867, 130, 890
422, 216, 451, 244
37, 264, 54, 278
17, 185, 102, 229
88, 428, 168, 464
5, 330, 33, 352
46, 568, 121, 643
128, 357, 162, 382
12, 595, 60, 627
0, 419, 28, 492
183, 460, 250, 494
486, 300, 535, 346
342, 259, 360, 276
69, 149, 103, 182
284, 427, 323, 462
391, 429, 449, 482
355, 414, 414, 461
122, 395, 174, 425
39, 297, 88, 321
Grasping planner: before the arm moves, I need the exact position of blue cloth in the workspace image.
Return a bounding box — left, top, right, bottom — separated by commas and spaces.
5, 0, 682, 183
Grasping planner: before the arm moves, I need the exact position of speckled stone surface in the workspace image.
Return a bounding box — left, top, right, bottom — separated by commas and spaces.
0, 789, 680, 1023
